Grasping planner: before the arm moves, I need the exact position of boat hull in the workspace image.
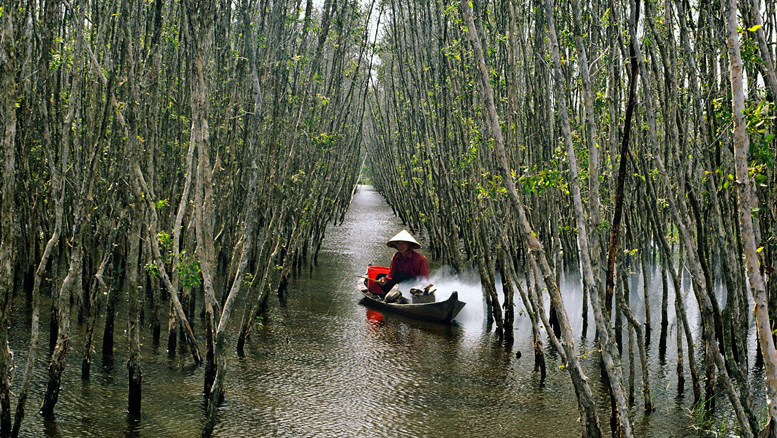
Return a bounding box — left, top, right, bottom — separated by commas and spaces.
359, 289, 465, 324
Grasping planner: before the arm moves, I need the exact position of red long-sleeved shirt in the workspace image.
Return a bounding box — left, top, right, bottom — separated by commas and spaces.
385, 250, 429, 284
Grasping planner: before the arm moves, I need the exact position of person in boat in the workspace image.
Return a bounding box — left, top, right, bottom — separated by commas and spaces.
375, 230, 429, 293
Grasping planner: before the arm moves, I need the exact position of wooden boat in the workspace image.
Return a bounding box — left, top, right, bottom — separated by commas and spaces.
358, 287, 466, 324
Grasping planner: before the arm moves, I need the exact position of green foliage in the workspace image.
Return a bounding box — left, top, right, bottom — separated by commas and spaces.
739, 25, 765, 68
712, 97, 777, 191
704, 169, 739, 191
176, 252, 202, 289
144, 262, 159, 278
49, 46, 63, 71
475, 173, 507, 200
690, 396, 734, 435
163, 23, 181, 49
157, 231, 173, 249
243, 273, 254, 289
713, 97, 731, 126
517, 166, 568, 195
312, 132, 344, 150
744, 99, 776, 173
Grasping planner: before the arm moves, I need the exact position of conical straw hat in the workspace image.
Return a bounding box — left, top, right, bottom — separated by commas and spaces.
386, 230, 421, 250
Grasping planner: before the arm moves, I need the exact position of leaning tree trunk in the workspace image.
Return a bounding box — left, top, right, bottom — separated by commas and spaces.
568, 0, 601, 335
168, 138, 196, 354
40, 212, 83, 416
0, 2, 19, 431
602, 0, 644, 431
39, 10, 87, 414
183, 0, 218, 399
639, 151, 702, 403
616, 259, 653, 411
547, 0, 634, 432
125, 207, 143, 415
11, 0, 61, 430
121, 0, 143, 413
634, 0, 752, 431
740, 0, 777, 100
84, 25, 203, 366
460, 1, 602, 436
202, 1, 265, 432
724, 0, 777, 435
82, 240, 112, 380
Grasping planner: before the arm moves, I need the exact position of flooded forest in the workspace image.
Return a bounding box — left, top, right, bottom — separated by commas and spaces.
0, 0, 776, 437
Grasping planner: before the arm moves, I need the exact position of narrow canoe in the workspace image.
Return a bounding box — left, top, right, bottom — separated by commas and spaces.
358, 288, 466, 324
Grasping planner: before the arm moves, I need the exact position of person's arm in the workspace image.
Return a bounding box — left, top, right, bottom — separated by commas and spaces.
418, 255, 429, 278
377, 253, 399, 285
385, 253, 399, 282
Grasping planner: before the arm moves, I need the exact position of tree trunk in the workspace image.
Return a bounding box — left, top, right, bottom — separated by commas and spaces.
126, 209, 143, 415
121, 0, 143, 413
724, 1, 777, 434
40, 228, 81, 416
84, 23, 203, 366
0, 2, 20, 431
569, 0, 601, 336
183, 0, 218, 399
460, 1, 602, 436
548, 0, 634, 431
203, 0, 266, 431
82, 245, 111, 380
617, 259, 653, 411
39, 7, 88, 413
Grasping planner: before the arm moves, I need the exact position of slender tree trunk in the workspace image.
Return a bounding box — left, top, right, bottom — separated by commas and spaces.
40, 224, 82, 416
168, 121, 197, 354
569, 0, 601, 336
39, 9, 88, 413
84, 27, 203, 366
460, 1, 602, 436
82, 244, 111, 380
0, 2, 20, 431
547, 0, 634, 431
658, 209, 669, 354
203, 1, 266, 431
121, 0, 143, 413
605, 0, 640, 328
126, 209, 143, 415
183, 0, 218, 400
741, 0, 777, 100
102, 264, 118, 360
628, 323, 635, 406
724, 1, 777, 434
617, 259, 653, 411
640, 243, 651, 343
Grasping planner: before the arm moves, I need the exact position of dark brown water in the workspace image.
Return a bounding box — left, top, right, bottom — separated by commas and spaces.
9, 185, 759, 437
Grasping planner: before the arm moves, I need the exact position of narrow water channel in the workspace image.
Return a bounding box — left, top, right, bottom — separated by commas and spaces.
10, 185, 750, 437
